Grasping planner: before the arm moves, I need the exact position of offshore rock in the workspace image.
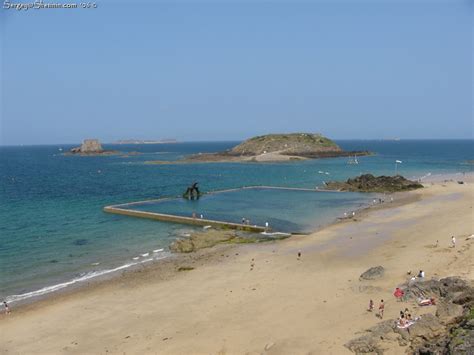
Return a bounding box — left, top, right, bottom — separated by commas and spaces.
68, 139, 119, 156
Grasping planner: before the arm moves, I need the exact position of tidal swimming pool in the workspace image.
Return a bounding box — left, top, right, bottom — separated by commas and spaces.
119, 187, 374, 233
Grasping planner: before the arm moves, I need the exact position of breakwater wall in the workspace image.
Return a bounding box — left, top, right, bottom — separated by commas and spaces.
103, 206, 267, 232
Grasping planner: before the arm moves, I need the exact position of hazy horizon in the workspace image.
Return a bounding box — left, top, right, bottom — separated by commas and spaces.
1, 137, 473, 147
1, 1, 472, 145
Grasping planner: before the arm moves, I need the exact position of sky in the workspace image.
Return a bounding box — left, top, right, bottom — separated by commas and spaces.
0, 0, 472, 145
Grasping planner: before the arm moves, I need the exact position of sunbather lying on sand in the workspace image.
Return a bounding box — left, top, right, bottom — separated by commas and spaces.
418, 297, 436, 306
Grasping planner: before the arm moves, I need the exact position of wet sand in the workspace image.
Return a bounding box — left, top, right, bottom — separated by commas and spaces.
1, 177, 473, 354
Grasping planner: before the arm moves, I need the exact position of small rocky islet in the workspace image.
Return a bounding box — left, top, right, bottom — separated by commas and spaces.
65, 139, 120, 156
64, 139, 139, 157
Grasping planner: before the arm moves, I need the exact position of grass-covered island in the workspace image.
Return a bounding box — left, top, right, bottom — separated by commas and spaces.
147, 133, 371, 164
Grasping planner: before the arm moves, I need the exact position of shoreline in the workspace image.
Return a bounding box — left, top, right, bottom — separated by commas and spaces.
3, 172, 471, 309
1, 175, 473, 353
3, 182, 417, 309
4, 171, 468, 309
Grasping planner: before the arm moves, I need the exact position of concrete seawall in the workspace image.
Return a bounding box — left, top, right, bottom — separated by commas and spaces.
103, 206, 267, 232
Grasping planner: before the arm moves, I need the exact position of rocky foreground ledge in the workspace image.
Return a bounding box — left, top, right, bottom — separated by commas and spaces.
325, 174, 423, 193
346, 277, 474, 354
169, 229, 289, 253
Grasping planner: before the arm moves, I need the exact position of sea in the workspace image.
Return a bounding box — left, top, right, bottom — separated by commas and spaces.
0, 140, 472, 304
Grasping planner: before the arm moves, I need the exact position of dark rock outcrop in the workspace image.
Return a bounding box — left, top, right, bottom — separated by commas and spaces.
401, 277, 470, 303
345, 277, 474, 354
436, 300, 464, 325
325, 174, 423, 193
359, 266, 385, 280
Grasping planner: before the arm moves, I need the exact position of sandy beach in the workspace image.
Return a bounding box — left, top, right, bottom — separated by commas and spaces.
1, 177, 473, 354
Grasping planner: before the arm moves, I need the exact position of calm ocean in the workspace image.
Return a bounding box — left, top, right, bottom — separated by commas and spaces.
0, 140, 472, 303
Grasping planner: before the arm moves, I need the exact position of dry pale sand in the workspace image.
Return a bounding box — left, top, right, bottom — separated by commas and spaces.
1, 179, 473, 355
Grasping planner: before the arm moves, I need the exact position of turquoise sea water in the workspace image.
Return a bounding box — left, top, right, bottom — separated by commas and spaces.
0, 140, 472, 303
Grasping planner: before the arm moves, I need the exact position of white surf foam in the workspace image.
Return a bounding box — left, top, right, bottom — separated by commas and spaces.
5, 254, 170, 305
153, 248, 164, 253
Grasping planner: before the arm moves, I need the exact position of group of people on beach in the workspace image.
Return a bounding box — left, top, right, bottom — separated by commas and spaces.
365, 234, 460, 324
367, 296, 415, 324
367, 299, 385, 318
397, 307, 414, 327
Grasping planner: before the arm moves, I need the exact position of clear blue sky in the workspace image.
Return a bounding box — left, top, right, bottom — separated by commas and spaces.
1, 0, 472, 145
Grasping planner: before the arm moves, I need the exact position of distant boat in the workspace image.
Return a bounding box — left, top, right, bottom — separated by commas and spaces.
58, 148, 63, 152
348, 155, 359, 165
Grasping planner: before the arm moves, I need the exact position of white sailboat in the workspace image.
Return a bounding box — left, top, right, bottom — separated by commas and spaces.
348, 154, 359, 165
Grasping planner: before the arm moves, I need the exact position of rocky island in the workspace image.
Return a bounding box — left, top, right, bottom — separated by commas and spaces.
66, 139, 120, 156
148, 133, 370, 164
324, 174, 423, 193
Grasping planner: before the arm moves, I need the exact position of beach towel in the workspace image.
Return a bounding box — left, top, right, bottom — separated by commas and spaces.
418, 298, 435, 306
396, 320, 415, 329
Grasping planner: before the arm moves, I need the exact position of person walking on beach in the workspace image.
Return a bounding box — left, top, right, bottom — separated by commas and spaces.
3, 301, 10, 315
378, 300, 385, 319
451, 236, 456, 248
368, 299, 374, 312
297, 250, 301, 260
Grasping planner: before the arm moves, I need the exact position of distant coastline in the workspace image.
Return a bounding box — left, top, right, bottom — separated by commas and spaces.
112, 139, 178, 144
